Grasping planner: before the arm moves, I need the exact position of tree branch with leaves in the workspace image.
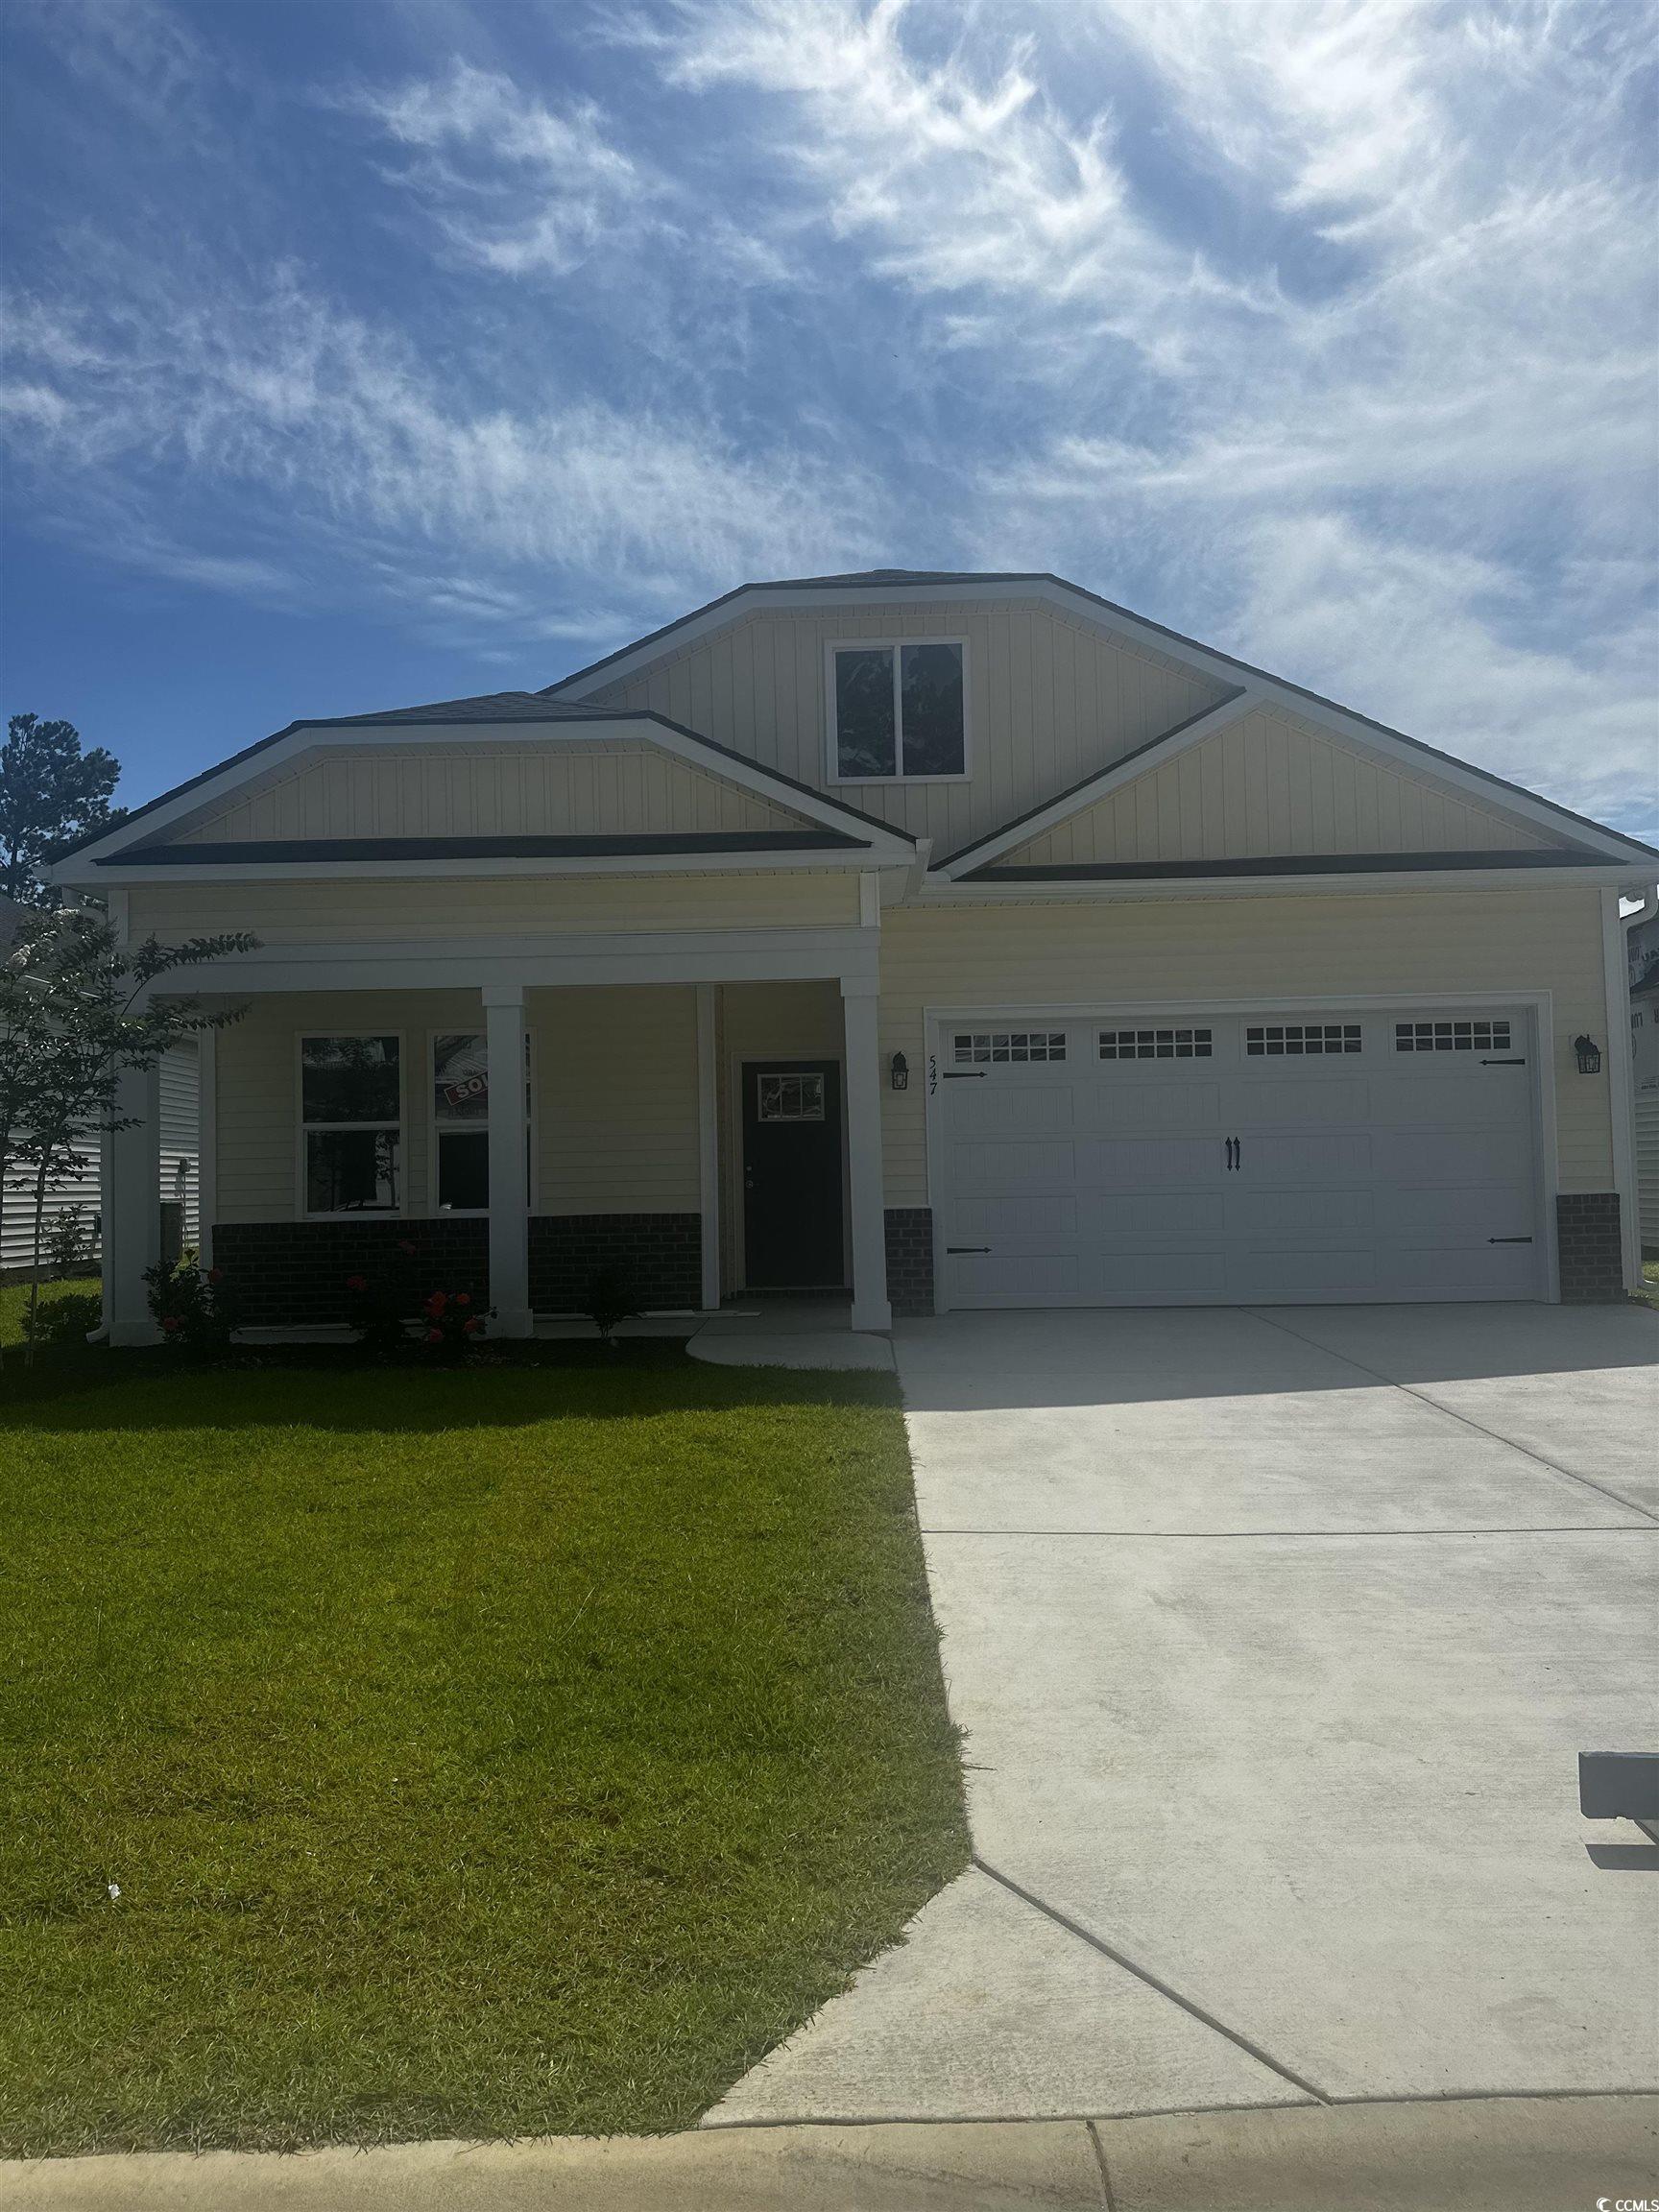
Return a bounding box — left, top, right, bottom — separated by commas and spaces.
1, 907, 258, 1364
1, 713, 123, 905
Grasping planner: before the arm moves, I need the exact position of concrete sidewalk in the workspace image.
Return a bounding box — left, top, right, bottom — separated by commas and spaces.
4, 2099, 1654, 2209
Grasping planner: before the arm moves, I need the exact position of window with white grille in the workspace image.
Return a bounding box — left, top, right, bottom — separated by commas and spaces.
1098, 1027, 1213, 1060
952, 1030, 1067, 1065
1245, 1023, 1361, 1057
1394, 1020, 1511, 1053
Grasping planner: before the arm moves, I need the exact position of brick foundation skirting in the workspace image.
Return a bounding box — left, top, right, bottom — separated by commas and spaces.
212, 1218, 490, 1326
211, 1214, 703, 1325
530, 1214, 702, 1315
1555, 1192, 1625, 1303
884, 1207, 934, 1317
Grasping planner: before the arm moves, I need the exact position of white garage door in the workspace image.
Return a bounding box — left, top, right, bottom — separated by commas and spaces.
936, 1009, 1540, 1308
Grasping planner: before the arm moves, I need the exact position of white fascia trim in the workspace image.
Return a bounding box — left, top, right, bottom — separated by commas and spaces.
548, 577, 1655, 867
914, 865, 1640, 902
51, 715, 916, 877
937, 688, 1260, 878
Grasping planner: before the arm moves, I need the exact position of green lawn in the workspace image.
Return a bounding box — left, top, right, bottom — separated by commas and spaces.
1638, 1259, 1659, 1310
0, 1346, 968, 2155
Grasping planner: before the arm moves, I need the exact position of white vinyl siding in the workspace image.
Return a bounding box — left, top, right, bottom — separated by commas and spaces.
2, 1043, 197, 1271
877, 888, 1617, 1207
128, 871, 861, 945
1636, 1094, 1659, 1253
997, 709, 1556, 868
583, 598, 1229, 853
172, 740, 811, 845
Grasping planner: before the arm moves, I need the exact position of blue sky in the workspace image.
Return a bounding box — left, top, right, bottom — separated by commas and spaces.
2, 0, 1655, 835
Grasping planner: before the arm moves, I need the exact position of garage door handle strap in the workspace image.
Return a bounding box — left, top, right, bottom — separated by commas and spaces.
1488, 1236, 1533, 1243
1482, 1057, 1527, 1065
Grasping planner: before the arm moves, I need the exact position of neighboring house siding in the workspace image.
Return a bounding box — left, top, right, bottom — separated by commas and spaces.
170, 740, 810, 844
1636, 1094, 1659, 1253
127, 871, 860, 945
582, 599, 1230, 853
2, 1043, 197, 1269
159, 1041, 200, 1245
212, 987, 701, 1226
875, 888, 1616, 1207
998, 709, 1554, 867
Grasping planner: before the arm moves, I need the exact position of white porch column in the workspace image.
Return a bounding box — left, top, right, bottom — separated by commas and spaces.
695, 984, 721, 1311
484, 984, 533, 1336
840, 975, 891, 1334
105, 1058, 162, 1346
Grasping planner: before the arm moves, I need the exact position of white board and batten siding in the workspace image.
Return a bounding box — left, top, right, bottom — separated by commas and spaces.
1, 1043, 198, 1271
931, 1007, 1541, 1309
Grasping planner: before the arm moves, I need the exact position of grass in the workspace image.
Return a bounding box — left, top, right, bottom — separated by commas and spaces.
0, 1344, 968, 2155
0, 1273, 103, 1353
1637, 1259, 1659, 1310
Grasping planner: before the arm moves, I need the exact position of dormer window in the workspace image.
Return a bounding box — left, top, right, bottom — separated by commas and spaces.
829, 639, 967, 781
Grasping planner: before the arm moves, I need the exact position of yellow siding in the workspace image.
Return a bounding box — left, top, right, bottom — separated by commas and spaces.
130, 871, 860, 944
1000, 709, 1555, 866
169, 739, 809, 844
876, 889, 1614, 1204
715, 980, 845, 1294
533, 986, 699, 1212
213, 986, 702, 1224
583, 598, 1230, 854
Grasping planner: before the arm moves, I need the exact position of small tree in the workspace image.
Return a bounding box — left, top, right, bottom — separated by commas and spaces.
1, 907, 257, 1364
0, 715, 122, 906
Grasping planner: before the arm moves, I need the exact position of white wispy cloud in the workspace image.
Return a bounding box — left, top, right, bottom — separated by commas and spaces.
655, 0, 1657, 827
346, 60, 648, 276
0, 269, 882, 640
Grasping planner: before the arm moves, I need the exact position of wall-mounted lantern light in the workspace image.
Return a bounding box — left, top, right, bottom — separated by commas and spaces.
890, 1051, 909, 1092
1574, 1034, 1602, 1075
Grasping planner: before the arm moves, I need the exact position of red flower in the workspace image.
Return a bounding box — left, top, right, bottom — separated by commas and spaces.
345, 1274, 368, 1293
161, 1315, 180, 1334
423, 1290, 448, 1315
207, 1267, 224, 1286
397, 1239, 417, 1257
425, 1327, 444, 1343
455, 1291, 470, 1308
463, 1316, 481, 1334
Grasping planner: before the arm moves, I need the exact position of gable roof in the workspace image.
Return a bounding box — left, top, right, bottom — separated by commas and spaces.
52, 694, 917, 879
545, 572, 1657, 873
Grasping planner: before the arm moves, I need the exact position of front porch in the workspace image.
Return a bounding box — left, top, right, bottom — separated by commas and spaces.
103, 934, 902, 1346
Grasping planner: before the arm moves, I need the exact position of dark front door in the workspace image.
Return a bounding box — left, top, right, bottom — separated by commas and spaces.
742, 1060, 845, 1288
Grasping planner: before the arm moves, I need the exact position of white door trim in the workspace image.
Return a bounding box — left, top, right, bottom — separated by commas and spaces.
923, 991, 1557, 1312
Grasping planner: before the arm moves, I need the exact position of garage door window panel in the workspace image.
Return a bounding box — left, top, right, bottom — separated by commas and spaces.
953, 1031, 1068, 1064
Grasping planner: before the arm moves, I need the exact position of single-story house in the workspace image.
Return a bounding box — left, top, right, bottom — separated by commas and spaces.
48, 568, 1657, 1343
0, 888, 199, 1276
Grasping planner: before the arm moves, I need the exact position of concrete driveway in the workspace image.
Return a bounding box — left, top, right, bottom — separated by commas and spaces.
714, 1302, 1659, 2125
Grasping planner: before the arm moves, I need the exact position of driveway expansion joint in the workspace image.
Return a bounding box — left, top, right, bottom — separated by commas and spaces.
1244, 1306, 1659, 1526
972, 1856, 1333, 2107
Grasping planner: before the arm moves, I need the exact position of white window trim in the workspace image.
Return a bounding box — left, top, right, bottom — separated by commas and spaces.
825, 636, 972, 786
426, 1027, 537, 1217
297, 1030, 406, 1221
